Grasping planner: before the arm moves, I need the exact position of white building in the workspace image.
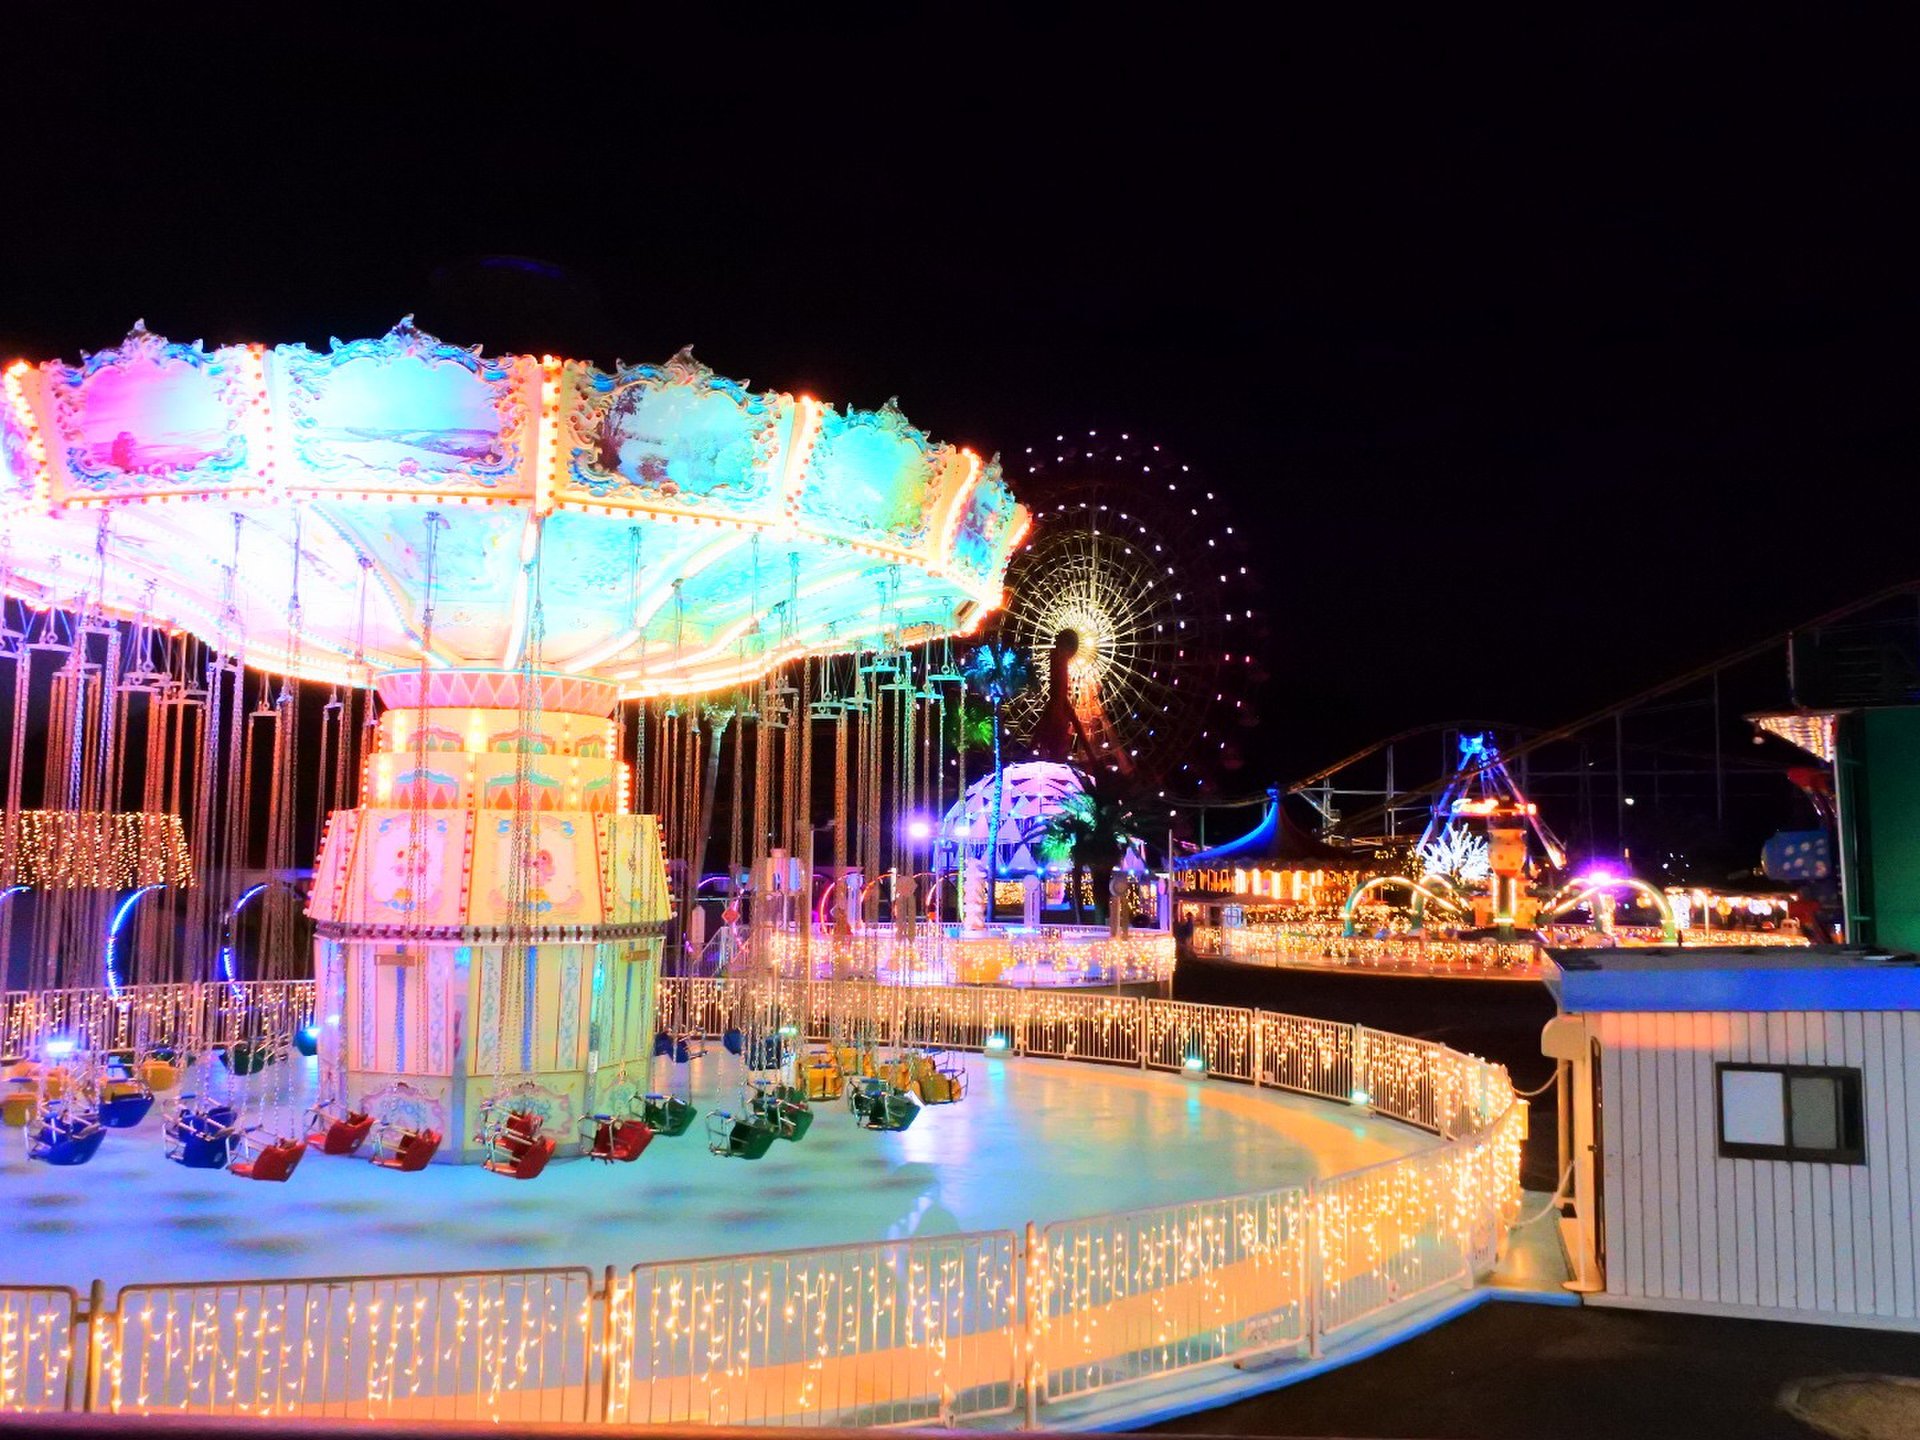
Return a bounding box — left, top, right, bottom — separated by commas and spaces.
1546, 946, 1920, 1331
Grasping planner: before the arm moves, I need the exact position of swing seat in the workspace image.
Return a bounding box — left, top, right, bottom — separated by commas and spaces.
2, 1079, 37, 1128
484, 1134, 555, 1178
292, 1026, 320, 1057
166, 1118, 237, 1169
910, 1052, 966, 1105
371, 1126, 442, 1171
705, 1110, 777, 1159
850, 1080, 920, 1132
640, 1093, 697, 1136
139, 1058, 181, 1092
651, 1031, 675, 1059
232, 1137, 306, 1182
584, 1115, 654, 1163
307, 1110, 374, 1156
99, 1084, 156, 1128
914, 1069, 964, 1105
801, 1060, 844, 1102
721, 1027, 744, 1056
30, 1110, 106, 1166
220, 1041, 274, 1075
751, 1091, 814, 1142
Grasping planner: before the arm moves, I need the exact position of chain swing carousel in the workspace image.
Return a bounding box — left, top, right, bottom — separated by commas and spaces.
0, 320, 1025, 1166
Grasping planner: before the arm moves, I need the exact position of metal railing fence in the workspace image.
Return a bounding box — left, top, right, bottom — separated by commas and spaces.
1, 978, 1521, 1426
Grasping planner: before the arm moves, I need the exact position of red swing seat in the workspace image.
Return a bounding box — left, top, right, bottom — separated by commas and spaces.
372, 1127, 442, 1171
484, 1133, 555, 1179
232, 1137, 307, 1182
585, 1116, 653, 1163
307, 1110, 374, 1156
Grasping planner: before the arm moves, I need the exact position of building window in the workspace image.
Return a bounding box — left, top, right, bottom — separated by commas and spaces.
1717, 1063, 1865, 1164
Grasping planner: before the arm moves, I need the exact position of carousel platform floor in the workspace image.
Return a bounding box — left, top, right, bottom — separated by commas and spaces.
0, 1053, 1432, 1292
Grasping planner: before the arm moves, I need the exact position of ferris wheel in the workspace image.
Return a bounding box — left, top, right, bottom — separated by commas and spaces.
999, 430, 1265, 794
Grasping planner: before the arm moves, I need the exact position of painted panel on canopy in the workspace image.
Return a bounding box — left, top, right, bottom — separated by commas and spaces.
273, 321, 533, 495
799, 402, 936, 548
44, 326, 254, 501
949, 458, 1019, 579
559, 353, 785, 514
0, 384, 33, 507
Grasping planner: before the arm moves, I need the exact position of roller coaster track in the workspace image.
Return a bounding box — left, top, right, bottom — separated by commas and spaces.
1318, 578, 1920, 840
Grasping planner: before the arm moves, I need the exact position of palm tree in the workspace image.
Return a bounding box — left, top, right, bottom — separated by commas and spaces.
1034, 769, 1143, 925
962, 641, 1031, 920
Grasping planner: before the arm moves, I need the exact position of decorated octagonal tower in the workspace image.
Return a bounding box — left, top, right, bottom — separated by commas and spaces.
307, 670, 668, 1163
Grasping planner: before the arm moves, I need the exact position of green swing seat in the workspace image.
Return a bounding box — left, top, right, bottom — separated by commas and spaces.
848, 1076, 920, 1132
706, 1108, 778, 1159
640, 1093, 698, 1137
749, 1086, 814, 1142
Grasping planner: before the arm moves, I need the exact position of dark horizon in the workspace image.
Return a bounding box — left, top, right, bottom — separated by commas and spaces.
2, 12, 1911, 783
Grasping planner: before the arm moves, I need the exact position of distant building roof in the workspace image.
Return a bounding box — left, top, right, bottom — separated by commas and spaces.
1174, 788, 1374, 873
1547, 945, 1920, 1013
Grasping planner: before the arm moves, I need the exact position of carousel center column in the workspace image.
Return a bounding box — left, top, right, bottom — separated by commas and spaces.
306, 670, 668, 1162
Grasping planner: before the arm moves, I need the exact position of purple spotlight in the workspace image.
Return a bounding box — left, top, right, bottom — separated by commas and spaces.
906, 818, 933, 841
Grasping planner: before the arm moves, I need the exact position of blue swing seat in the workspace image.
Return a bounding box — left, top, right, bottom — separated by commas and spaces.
164, 1097, 240, 1169
30, 1107, 106, 1165
99, 1088, 155, 1128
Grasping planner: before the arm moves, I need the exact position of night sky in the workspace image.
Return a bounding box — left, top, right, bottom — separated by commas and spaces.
2, 12, 1910, 780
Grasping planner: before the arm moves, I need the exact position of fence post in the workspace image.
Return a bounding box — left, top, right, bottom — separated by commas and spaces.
80, 1277, 110, 1413
1351, 1023, 1367, 1105
595, 1264, 615, 1423
1137, 997, 1150, 1068
1251, 1010, 1264, 1087
1022, 1220, 1043, 1428
1303, 1184, 1322, 1359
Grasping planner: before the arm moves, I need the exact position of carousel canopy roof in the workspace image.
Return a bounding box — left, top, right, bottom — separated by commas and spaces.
1175, 787, 1373, 872
0, 321, 1026, 697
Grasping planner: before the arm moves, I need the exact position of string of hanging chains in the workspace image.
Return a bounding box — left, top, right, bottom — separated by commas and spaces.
503, 514, 547, 1083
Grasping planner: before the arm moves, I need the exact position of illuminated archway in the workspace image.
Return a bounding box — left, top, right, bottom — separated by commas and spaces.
218, 878, 310, 984
1541, 877, 1679, 943
104, 884, 168, 997
1341, 875, 1468, 936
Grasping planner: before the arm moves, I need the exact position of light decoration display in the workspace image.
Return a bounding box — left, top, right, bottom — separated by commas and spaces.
0, 1287, 72, 1414
3, 811, 192, 890
1196, 919, 1549, 978
1417, 822, 1491, 887
1750, 710, 1837, 763
0, 321, 1025, 695
7, 975, 1522, 1426
1003, 432, 1261, 790
758, 926, 1174, 986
